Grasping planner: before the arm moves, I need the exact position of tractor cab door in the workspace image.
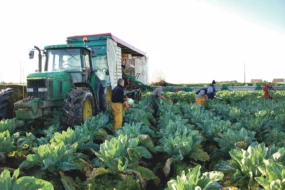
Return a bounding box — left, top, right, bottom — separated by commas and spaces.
82, 49, 92, 83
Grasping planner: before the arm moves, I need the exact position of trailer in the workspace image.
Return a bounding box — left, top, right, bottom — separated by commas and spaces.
67, 33, 148, 102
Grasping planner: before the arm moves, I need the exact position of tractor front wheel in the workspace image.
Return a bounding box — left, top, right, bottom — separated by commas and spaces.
63, 88, 95, 127
0, 88, 22, 120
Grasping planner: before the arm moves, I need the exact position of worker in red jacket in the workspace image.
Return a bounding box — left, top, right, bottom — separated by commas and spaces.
263, 82, 275, 99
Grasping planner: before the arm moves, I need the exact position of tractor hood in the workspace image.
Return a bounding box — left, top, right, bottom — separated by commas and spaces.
27, 72, 71, 80
26, 72, 72, 101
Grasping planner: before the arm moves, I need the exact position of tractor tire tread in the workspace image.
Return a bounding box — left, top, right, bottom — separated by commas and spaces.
0, 88, 22, 120
63, 87, 95, 127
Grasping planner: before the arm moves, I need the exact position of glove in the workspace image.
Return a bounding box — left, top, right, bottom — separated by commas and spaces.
125, 103, 132, 109
161, 96, 165, 100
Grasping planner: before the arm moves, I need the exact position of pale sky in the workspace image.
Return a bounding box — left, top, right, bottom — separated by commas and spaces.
0, 0, 285, 84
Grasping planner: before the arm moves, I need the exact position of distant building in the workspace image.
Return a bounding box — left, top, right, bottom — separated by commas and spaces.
272, 78, 285, 83
251, 79, 262, 83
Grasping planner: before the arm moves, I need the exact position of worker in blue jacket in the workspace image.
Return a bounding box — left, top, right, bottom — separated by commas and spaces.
207, 80, 216, 100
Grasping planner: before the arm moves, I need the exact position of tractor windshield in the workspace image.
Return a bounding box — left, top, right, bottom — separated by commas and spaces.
46, 49, 82, 72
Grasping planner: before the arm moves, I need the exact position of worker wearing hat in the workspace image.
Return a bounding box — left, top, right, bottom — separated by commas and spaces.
207, 80, 216, 100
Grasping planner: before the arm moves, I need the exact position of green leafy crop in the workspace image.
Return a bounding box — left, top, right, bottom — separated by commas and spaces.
0, 130, 14, 153
215, 142, 285, 189
0, 118, 23, 133
0, 168, 54, 190
212, 128, 256, 159
166, 165, 224, 190
156, 119, 208, 162
20, 142, 85, 173
255, 160, 285, 190
95, 135, 152, 172
116, 123, 156, 152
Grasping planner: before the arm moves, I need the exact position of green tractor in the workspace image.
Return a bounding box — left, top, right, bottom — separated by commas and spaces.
0, 33, 148, 126
0, 42, 105, 127
17, 43, 103, 126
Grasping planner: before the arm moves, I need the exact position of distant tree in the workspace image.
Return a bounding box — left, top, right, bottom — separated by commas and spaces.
150, 70, 166, 86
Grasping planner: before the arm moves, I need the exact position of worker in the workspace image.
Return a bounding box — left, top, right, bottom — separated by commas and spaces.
151, 83, 166, 119
195, 87, 208, 105
263, 82, 275, 99
122, 64, 130, 88
111, 78, 125, 129
207, 80, 216, 100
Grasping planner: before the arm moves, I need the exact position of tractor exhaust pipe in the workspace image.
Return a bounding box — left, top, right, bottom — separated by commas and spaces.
34, 46, 42, 72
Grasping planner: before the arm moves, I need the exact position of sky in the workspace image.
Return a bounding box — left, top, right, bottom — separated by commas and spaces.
0, 0, 285, 84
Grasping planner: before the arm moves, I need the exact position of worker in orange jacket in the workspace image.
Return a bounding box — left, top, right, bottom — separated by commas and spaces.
195, 88, 209, 105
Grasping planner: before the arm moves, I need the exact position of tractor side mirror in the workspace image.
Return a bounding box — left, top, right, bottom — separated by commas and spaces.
90, 48, 97, 57
29, 50, 35, 59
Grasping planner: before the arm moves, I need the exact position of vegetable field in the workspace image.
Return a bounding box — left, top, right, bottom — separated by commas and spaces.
1, 90, 285, 190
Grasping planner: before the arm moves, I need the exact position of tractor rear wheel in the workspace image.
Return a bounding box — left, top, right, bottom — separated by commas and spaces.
132, 90, 142, 103
63, 88, 95, 127
0, 88, 22, 120
99, 85, 106, 112
131, 91, 138, 102
137, 90, 142, 101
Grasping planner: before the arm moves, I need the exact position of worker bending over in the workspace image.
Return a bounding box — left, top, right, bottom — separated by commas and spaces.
207, 80, 216, 100
111, 79, 125, 129
151, 83, 166, 118
195, 88, 208, 105
263, 82, 275, 99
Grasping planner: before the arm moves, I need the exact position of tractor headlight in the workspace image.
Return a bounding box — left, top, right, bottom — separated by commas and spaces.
27, 88, 34, 92
38, 88, 48, 92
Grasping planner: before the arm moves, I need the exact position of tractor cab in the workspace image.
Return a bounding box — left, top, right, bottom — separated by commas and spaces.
43, 45, 96, 84
25, 45, 97, 101
46, 48, 84, 72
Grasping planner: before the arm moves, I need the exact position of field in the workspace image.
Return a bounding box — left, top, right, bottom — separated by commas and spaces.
151, 81, 285, 87
1, 90, 285, 189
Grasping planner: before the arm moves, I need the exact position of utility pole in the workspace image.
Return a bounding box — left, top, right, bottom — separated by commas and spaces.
20, 61, 22, 85
244, 62, 246, 83
22, 66, 25, 98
